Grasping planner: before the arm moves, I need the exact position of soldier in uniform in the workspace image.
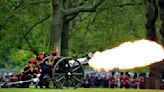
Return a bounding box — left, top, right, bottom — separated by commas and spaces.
36, 52, 57, 88
109, 72, 115, 88
119, 72, 124, 88
36, 54, 45, 67
34, 54, 46, 75
124, 72, 130, 88
132, 73, 138, 89
18, 58, 36, 87
23, 58, 36, 78
138, 73, 145, 89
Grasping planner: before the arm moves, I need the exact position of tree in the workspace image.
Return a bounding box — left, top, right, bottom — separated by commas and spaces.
146, 0, 164, 47
146, 0, 158, 41
69, 0, 146, 56
0, 0, 51, 68
158, 0, 164, 46
146, 0, 164, 79
50, 0, 105, 56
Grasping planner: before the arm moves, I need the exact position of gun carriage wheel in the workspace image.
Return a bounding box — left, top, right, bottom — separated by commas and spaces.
52, 57, 84, 89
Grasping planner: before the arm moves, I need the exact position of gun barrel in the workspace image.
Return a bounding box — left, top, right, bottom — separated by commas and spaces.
79, 61, 88, 65
0, 78, 38, 88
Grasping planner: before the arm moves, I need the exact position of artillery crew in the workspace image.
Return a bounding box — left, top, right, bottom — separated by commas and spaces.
16, 52, 59, 88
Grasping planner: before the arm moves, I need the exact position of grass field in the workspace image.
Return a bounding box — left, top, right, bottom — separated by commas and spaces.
0, 88, 163, 92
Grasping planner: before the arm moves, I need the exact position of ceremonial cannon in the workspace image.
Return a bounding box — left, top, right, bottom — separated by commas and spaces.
41, 56, 89, 89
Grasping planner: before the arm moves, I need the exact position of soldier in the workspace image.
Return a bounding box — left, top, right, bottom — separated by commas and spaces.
132, 73, 138, 89
23, 58, 36, 79
34, 54, 46, 75
119, 72, 124, 88
138, 73, 145, 89
124, 72, 130, 88
36, 54, 45, 66
18, 58, 36, 88
36, 52, 57, 88
109, 72, 115, 88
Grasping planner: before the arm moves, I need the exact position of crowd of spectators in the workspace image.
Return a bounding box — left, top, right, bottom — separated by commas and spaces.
0, 70, 19, 82
83, 71, 147, 89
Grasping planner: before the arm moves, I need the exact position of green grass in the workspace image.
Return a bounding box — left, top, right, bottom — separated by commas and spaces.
0, 88, 163, 92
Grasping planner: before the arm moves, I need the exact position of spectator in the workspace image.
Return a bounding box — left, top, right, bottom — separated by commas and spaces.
84, 74, 90, 88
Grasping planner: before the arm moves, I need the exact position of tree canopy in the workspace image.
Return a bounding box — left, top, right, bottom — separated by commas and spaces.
0, 0, 158, 72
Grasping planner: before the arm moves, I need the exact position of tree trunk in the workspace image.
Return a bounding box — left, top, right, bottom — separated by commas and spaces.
50, 0, 104, 55
146, 0, 158, 41
158, 0, 164, 46
50, 0, 64, 54
61, 19, 68, 56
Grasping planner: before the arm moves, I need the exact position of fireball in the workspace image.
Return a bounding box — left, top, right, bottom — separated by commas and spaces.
88, 39, 164, 71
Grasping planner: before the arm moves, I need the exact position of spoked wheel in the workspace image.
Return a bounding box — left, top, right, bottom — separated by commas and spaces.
53, 57, 84, 89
